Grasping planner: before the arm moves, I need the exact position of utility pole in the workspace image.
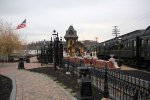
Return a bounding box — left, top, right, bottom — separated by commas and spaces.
95, 37, 98, 43
95, 37, 98, 52
112, 26, 120, 38
112, 26, 122, 67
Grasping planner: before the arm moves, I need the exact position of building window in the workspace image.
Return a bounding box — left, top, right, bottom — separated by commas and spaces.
141, 39, 144, 46
134, 40, 136, 47
146, 39, 148, 45
148, 39, 150, 46
127, 43, 130, 48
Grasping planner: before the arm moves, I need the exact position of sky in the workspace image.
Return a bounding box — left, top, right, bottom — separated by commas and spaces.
0, 0, 150, 43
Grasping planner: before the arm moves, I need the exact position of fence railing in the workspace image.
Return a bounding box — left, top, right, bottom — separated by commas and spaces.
63, 57, 150, 100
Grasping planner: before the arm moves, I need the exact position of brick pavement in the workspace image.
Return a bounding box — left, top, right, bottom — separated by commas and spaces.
0, 57, 76, 100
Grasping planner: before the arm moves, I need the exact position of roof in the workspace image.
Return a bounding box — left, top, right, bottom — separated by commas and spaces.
64, 25, 78, 39
97, 28, 145, 46
143, 26, 150, 36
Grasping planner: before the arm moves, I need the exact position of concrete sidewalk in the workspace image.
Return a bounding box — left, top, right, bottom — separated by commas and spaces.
0, 57, 76, 100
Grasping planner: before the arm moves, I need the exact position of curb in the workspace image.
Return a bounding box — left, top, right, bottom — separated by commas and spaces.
8, 76, 16, 100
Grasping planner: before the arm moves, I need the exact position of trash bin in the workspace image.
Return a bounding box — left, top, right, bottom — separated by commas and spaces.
18, 58, 25, 69
78, 78, 93, 100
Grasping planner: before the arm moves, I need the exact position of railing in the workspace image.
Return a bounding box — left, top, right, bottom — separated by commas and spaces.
63, 57, 150, 100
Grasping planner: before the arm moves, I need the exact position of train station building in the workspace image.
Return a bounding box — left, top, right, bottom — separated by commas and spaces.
64, 25, 85, 56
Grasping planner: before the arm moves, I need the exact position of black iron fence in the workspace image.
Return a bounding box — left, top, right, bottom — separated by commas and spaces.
39, 31, 63, 70
63, 58, 150, 100
90, 68, 150, 100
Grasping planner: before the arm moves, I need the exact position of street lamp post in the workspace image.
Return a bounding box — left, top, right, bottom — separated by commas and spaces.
52, 30, 59, 71
52, 30, 57, 71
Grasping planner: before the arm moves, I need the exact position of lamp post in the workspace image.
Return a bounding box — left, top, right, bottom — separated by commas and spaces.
52, 30, 59, 71
52, 30, 57, 70
52, 30, 57, 40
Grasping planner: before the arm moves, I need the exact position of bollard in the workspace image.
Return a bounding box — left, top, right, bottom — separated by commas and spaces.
77, 67, 93, 100
18, 58, 25, 69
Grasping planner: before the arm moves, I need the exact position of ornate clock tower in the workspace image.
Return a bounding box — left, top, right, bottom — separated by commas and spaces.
64, 25, 78, 55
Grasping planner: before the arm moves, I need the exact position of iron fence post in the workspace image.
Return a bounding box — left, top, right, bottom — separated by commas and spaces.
67, 56, 69, 71
41, 47, 43, 66
59, 37, 63, 68
103, 62, 109, 99
49, 37, 53, 63
43, 45, 46, 64
53, 39, 57, 71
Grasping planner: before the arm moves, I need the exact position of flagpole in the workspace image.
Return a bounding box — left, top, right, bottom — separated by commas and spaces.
26, 17, 28, 54
26, 18, 28, 54
24, 18, 27, 54
15, 19, 27, 54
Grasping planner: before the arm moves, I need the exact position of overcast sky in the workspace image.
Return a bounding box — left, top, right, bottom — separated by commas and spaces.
0, 0, 150, 43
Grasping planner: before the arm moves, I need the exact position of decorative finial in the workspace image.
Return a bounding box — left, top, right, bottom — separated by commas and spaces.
53, 30, 56, 33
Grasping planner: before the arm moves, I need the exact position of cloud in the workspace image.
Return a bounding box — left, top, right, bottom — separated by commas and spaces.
0, 0, 150, 43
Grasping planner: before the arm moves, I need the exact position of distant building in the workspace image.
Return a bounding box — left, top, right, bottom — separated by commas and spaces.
64, 25, 85, 56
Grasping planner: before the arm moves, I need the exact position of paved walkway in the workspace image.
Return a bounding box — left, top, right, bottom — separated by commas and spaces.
0, 57, 75, 100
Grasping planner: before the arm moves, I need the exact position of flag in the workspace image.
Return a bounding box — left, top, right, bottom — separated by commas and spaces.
16, 19, 26, 30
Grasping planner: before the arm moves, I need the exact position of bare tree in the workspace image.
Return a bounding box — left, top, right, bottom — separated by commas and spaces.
0, 20, 22, 56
